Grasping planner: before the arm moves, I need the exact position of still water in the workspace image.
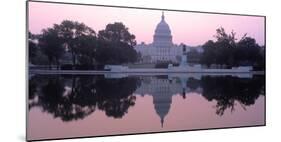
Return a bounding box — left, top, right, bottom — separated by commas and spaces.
27, 73, 265, 140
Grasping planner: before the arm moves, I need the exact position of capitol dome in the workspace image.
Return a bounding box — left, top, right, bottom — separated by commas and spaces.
153, 12, 173, 48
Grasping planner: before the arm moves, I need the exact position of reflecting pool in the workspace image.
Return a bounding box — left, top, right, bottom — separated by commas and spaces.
27, 73, 265, 140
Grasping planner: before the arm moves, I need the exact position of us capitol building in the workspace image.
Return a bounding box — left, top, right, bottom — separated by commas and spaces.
134, 12, 203, 63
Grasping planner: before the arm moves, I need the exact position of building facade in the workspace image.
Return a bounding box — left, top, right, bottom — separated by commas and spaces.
134, 12, 203, 64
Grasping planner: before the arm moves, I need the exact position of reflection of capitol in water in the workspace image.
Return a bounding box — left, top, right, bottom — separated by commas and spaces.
28, 73, 264, 141
134, 76, 203, 127
29, 74, 264, 127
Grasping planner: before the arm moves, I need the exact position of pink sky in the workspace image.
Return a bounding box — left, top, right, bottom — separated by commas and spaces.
28, 1, 265, 46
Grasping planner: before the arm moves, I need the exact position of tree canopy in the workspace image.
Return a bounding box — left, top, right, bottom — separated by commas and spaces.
200, 27, 265, 69
29, 21, 139, 68
98, 22, 136, 46
96, 22, 138, 64
55, 20, 97, 66
38, 27, 64, 68
28, 32, 37, 64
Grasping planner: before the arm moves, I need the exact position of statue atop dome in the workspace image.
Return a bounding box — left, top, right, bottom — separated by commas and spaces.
162, 11, 165, 21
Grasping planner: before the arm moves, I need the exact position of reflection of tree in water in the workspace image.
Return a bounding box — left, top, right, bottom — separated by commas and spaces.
28, 75, 140, 121
29, 74, 264, 121
201, 75, 265, 116
95, 77, 140, 118
29, 75, 97, 121
28, 76, 38, 101
186, 77, 201, 91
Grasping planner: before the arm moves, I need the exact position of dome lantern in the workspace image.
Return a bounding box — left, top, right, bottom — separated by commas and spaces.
161, 11, 165, 21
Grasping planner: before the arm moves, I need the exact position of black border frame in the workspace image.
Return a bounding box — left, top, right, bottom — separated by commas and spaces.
26, 0, 266, 141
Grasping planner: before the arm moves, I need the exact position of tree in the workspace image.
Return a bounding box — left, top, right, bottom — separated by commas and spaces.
200, 27, 265, 70
201, 27, 237, 67
236, 36, 262, 66
28, 32, 37, 64
55, 20, 96, 66
75, 34, 98, 65
214, 27, 237, 45
213, 27, 236, 66
201, 40, 216, 67
186, 48, 201, 63
96, 22, 138, 64
38, 27, 64, 69
98, 22, 136, 46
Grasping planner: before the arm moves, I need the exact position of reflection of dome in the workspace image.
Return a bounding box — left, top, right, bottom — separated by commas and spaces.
153, 92, 172, 128
153, 12, 173, 48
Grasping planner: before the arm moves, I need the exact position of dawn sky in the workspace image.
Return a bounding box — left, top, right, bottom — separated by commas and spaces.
28, 1, 265, 46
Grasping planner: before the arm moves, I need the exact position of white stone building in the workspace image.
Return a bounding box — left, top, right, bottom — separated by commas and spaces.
134, 12, 203, 63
